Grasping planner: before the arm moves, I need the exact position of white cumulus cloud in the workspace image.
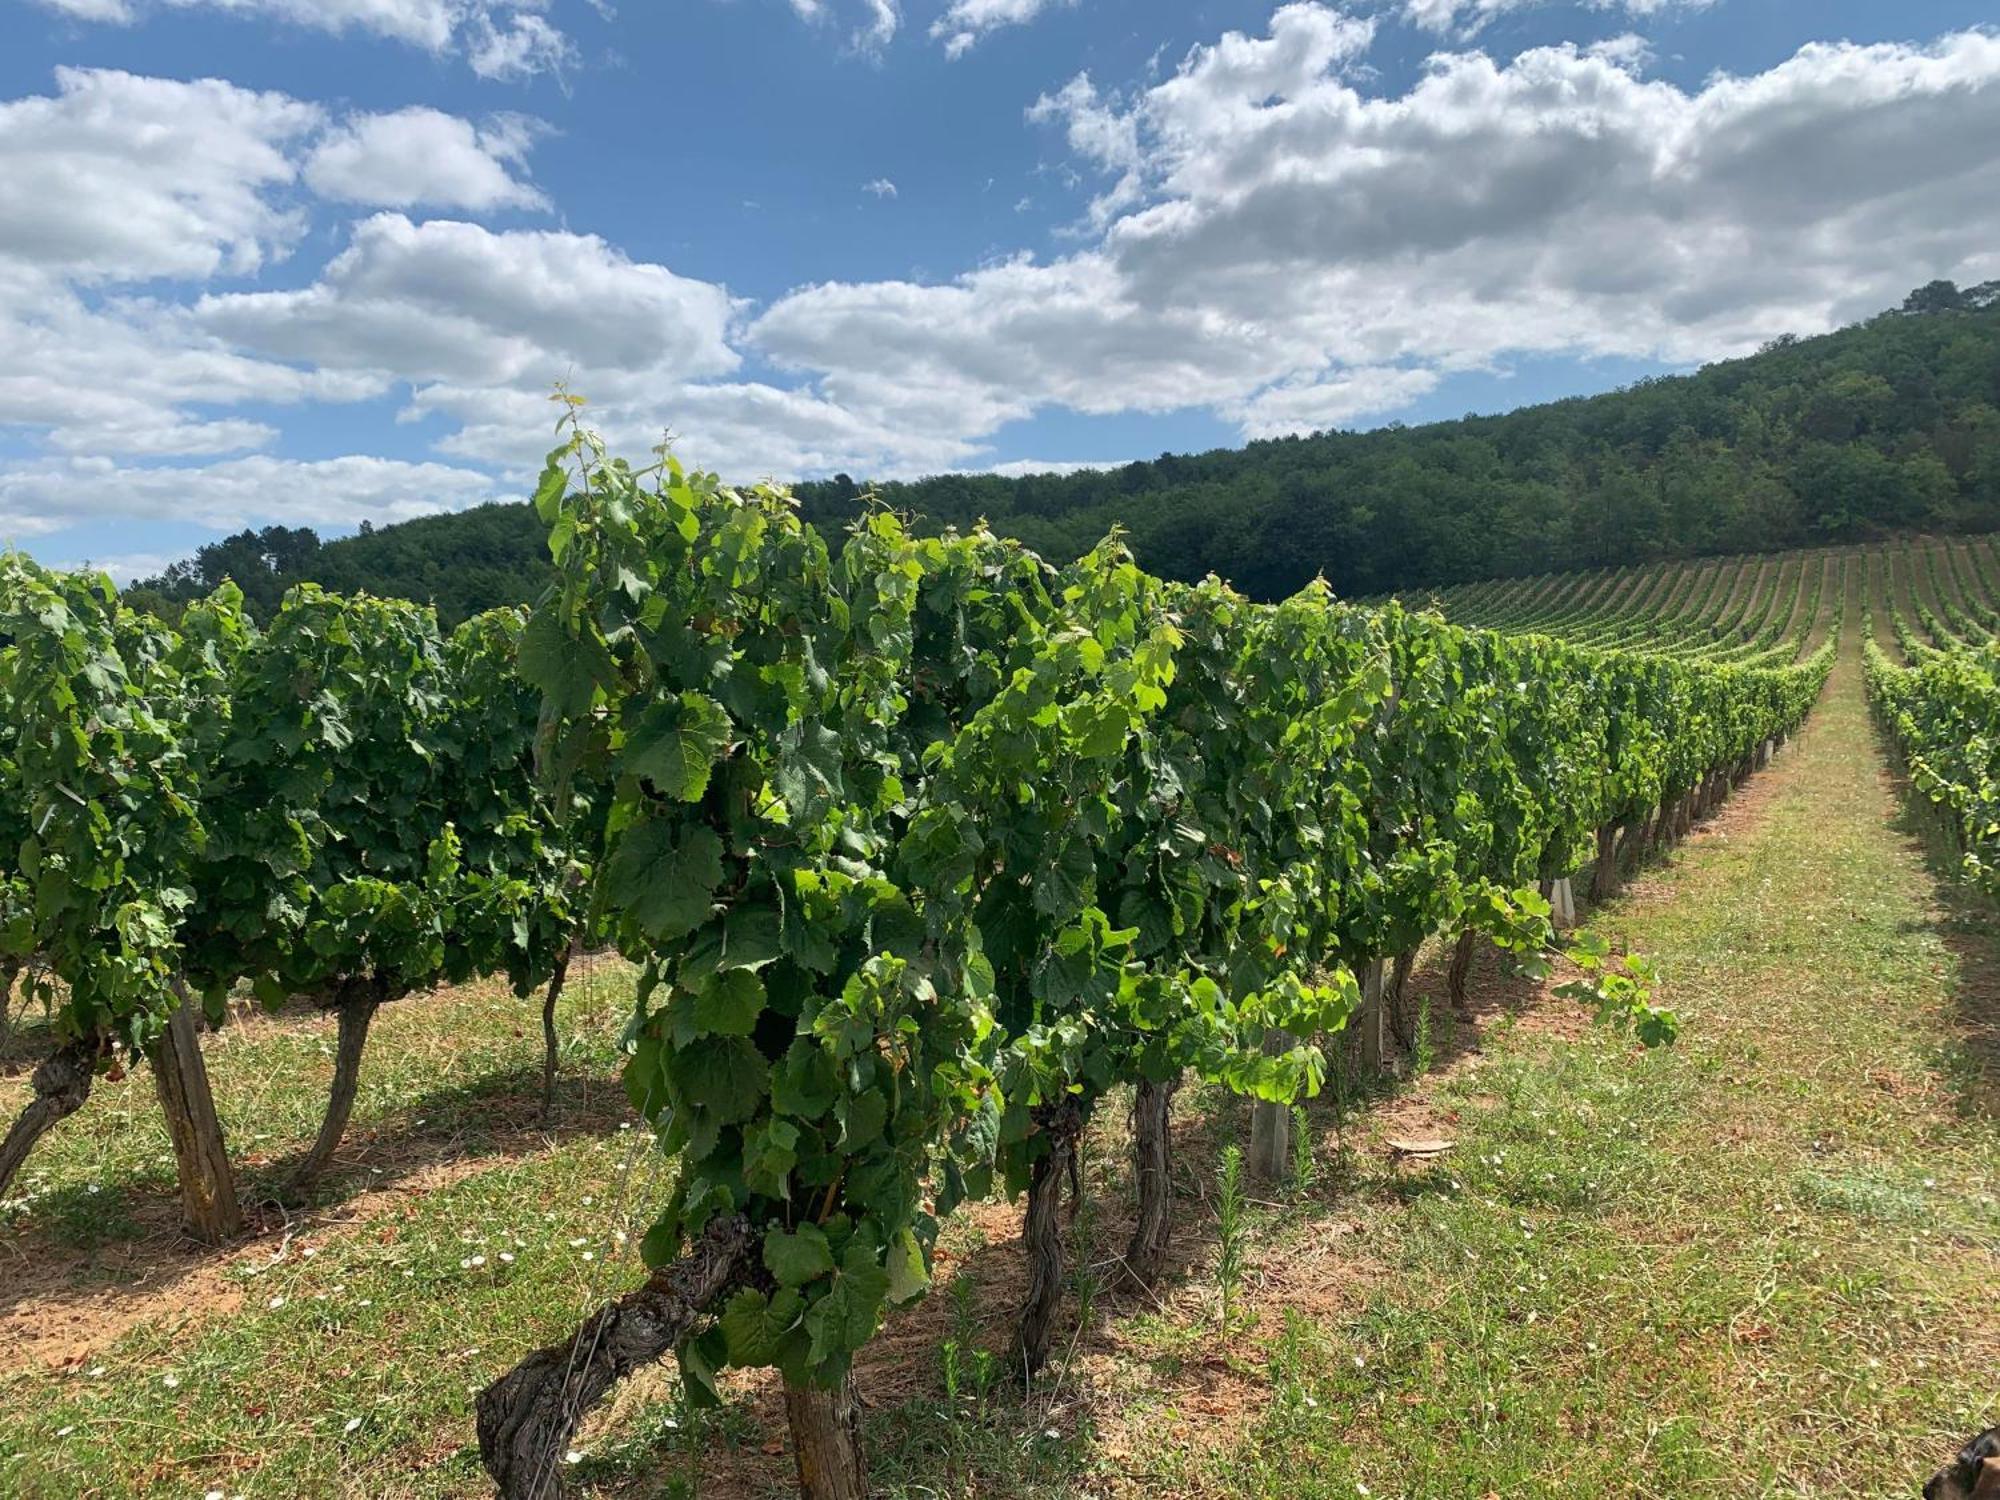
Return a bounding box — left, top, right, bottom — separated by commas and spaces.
194, 213, 742, 387
1404, 0, 1717, 37
11, 10, 2000, 552
0, 67, 320, 283
781, 0, 898, 51
756, 11, 2000, 448
0, 71, 566, 473
304, 108, 549, 211
26, 0, 579, 79
932, 0, 1073, 59
0, 453, 508, 538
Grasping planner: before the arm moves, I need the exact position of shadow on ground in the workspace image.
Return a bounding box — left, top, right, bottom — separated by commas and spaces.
0, 1055, 634, 1338
1876, 738, 2000, 1118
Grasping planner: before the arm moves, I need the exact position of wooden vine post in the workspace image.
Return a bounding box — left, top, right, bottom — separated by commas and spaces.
1247, 1033, 1293, 1183
1355, 957, 1388, 1075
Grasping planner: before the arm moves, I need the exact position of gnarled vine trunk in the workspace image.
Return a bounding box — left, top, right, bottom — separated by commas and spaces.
0, 957, 20, 1051
1447, 928, 1476, 1018
1123, 1074, 1177, 1290
147, 988, 242, 1242
286, 979, 393, 1198
1612, 813, 1643, 878
1589, 823, 1620, 903
539, 945, 574, 1125
476, 1212, 754, 1499
0, 1043, 93, 1200
1017, 1099, 1084, 1379
784, 1375, 869, 1500
1385, 947, 1418, 1049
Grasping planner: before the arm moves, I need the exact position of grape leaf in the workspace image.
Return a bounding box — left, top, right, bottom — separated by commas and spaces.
518, 606, 614, 719
626, 692, 732, 802
604, 819, 723, 943
764, 1222, 835, 1287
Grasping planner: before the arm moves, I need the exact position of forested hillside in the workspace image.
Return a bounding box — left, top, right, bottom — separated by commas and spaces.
133, 281, 2000, 621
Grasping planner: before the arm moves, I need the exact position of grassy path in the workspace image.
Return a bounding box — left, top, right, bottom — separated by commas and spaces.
1171, 649, 2000, 1498
1, 646, 1995, 1498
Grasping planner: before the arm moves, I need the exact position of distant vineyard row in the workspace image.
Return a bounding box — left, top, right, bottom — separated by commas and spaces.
1401, 533, 1999, 896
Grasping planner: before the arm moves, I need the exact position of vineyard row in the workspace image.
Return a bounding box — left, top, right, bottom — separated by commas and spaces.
0, 417, 1831, 1498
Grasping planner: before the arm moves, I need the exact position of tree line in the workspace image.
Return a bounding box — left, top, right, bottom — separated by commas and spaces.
126, 282, 2000, 624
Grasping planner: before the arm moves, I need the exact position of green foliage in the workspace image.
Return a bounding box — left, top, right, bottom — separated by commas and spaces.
1290, 1103, 1316, 1197
1864, 627, 1999, 896
514, 407, 1821, 1400
0, 556, 210, 1057
0, 551, 587, 1118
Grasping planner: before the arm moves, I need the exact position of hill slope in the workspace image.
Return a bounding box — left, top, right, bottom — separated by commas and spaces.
134, 282, 2000, 622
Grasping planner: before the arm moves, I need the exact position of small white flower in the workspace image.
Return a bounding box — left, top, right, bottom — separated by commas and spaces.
267, 1296, 286, 1309
568, 1237, 588, 1248
564, 1449, 584, 1464
470, 1255, 486, 1267
499, 1253, 515, 1264
344, 1417, 363, 1434
87, 1365, 105, 1377
1043, 1427, 1059, 1439
581, 1251, 596, 1262
206, 1490, 224, 1500
302, 1247, 318, 1259
56, 1426, 74, 1438
161, 1374, 180, 1388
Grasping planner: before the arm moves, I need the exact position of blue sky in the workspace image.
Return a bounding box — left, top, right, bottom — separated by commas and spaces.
2, 0, 1998, 579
